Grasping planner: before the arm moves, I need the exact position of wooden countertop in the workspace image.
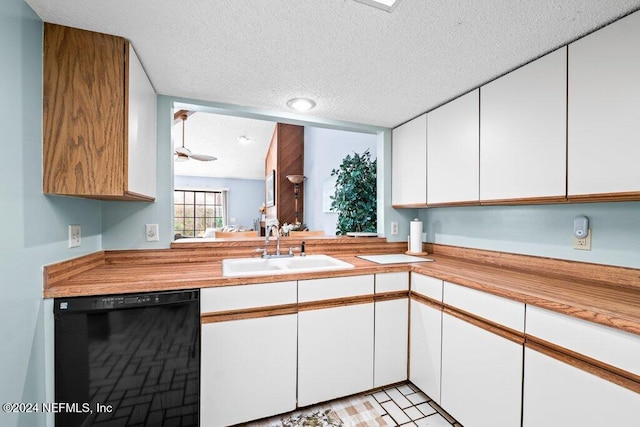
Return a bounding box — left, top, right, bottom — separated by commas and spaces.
43, 242, 640, 336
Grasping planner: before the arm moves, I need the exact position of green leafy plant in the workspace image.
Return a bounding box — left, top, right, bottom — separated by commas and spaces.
330, 149, 377, 235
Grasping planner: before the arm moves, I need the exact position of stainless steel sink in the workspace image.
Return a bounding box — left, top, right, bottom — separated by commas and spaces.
222, 254, 355, 277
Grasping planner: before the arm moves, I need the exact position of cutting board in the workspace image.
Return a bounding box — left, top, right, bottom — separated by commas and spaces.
357, 254, 434, 264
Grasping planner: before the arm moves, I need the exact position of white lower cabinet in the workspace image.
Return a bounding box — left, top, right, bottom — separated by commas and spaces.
523, 347, 640, 426
298, 303, 374, 406
375, 298, 408, 387
201, 314, 297, 427
374, 272, 409, 387
440, 313, 523, 427
200, 282, 297, 426
409, 299, 442, 403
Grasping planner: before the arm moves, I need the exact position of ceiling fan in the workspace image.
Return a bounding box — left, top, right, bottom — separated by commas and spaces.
175, 112, 217, 162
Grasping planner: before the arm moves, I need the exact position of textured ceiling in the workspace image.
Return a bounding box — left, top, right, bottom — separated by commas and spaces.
173, 112, 275, 180
26, 0, 640, 128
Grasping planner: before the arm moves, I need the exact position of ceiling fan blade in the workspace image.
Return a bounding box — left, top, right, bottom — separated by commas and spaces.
190, 153, 218, 162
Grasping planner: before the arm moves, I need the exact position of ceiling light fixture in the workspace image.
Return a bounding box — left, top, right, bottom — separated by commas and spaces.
237, 135, 251, 144
287, 98, 316, 112
353, 0, 403, 12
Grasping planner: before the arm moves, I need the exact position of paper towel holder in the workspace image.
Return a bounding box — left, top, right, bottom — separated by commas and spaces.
406, 218, 428, 256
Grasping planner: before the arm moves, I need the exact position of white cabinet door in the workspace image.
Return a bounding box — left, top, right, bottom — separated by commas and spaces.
568, 11, 640, 197
392, 113, 427, 205
523, 347, 640, 426
409, 299, 442, 403
298, 303, 374, 406
480, 47, 567, 201
526, 305, 640, 377
441, 313, 523, 427
374, 298, 408, 387
427, 89, 479, 204
201, 315, 297, 427
127, 45, 156, 198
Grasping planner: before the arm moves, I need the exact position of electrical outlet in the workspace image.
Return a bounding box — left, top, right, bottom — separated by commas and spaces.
68, 225, 81, 248
391, 222, 399, 235
145, 224, 159, 242
573, 229, 592, 250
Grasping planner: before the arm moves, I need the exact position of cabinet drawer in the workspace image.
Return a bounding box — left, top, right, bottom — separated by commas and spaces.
201, 281, 297, 313
443, 281, 524, 332
411, 273, 443, 301
299, 275, 374, 303
526, 305, 640, 376
375, 272, 409, 293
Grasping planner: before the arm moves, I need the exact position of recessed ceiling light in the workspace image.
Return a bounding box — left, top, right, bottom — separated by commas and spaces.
353, 0, 403, 12
237, 135, 251, 144
287, 98, 316, 112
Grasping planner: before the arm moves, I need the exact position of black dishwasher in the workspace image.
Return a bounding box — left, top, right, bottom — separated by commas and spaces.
54, 290, 200, 426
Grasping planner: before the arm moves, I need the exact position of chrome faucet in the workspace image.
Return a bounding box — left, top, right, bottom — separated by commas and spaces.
265, 223, 281, 256
261, 219, 293, 259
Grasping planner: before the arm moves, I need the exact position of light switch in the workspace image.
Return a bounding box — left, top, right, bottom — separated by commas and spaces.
146, 224, 159, 242
68, 225, 81, 248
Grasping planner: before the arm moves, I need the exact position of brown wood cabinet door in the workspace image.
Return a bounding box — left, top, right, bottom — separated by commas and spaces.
43, 23, 126, 197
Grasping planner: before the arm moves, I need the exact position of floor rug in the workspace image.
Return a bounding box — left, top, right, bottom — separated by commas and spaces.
280, 408, 344, 426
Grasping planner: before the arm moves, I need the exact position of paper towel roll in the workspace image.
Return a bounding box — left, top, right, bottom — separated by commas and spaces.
409, 218, 423, 253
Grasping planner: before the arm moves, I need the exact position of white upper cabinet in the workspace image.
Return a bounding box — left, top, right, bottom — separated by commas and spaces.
392, 113, 427, 206
427, 89, 479, 205
568, 11, 640, 197
480, 47, 567, 202
127, 45, 157, 199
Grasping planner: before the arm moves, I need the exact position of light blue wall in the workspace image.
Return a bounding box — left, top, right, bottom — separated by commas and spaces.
304, 127, 378, 235
174, 175, 264, 228
0, 2, 102, 426
102, 95, 175, 249
419, 202, 640, 268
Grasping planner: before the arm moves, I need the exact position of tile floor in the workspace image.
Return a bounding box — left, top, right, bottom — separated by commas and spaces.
247, 382, 462, 427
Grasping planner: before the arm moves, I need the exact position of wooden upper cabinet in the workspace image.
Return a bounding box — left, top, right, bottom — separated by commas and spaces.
43, 23, 156, 201
480, 47, 567, 203
568, 11, 640, 200
392, 113, 427, 206
427, 89, 479, 205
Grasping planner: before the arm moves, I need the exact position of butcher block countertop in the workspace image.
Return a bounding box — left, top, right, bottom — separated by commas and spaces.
43, 239, 640, 336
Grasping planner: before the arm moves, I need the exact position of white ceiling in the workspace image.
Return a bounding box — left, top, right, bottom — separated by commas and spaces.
26, 0, 640, 128
173, 112, 275, 180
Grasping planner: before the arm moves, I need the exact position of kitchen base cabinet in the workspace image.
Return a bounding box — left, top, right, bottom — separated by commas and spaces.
201, 314, 297, 427
298, 303, 374, 406
523, 347, 640, 426
374, 272, 409, 388
374, 298, 408, 387
409, 299, 442, 403
441, 313, 523, 427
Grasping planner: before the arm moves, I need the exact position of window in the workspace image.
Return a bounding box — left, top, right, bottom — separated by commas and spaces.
174, 190, 226, 238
